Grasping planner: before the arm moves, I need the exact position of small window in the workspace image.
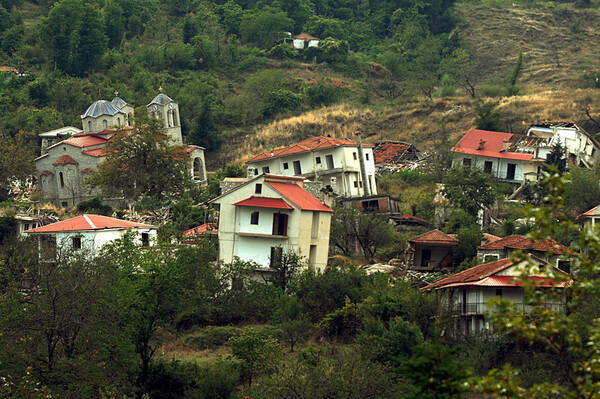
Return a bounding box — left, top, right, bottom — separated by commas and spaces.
463, 158, 472, 166
255, 184, 262, 194
59, 172, 65, 188
262, 166, 270, 174
365, 153, 369, 161
61, 202, 68, 208
251, 211, 259, 225
283, 162, 289, 169
326, 155, 334, 169
353, 181, 358, 188
63, 147, 66, 151
24, 224, 29, 231
293, 160, 302, 175
72, 237, 82, 250
484, 161, 493, 174
495, 289, 503, 297
316, 157, 321, 164
270, 246, 283, 268
88, 121, 92, 131
141, 232, 150, 247
353, 152, 357, 160
102, 119, 108, 129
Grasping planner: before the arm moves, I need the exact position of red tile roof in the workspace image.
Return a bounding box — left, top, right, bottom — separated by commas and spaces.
409, 229, 459, 245
182, 223, 218, 237
423, 257, 569, 291
82, 148, 110, 157
478, 235, 567, 254
296, 32, 319, 40
577, 205, 600, 220
25, 214, 154, 233
400, 213, 431, 224
183, 145, 205, 153
81, 168, 94, 174
246, 136, 373, 163
53, 155, 79, 165
482, 233, 502, 244
373, 142, 411, 164
64, 135, 108, 148
452, 129, 534, 161
266, 181, 333, 212
234, 196, 294, 210
40, 170, 53, 176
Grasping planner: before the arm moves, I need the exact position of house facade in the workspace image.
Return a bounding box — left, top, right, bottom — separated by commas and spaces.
577, 205, 600, 232
422, 257, 570, 335
210, 174, 333, 272
35, 90, 207, 207
24, 214, 157, 260
282, 32, 320, 49
405, 229, 459, 271
245, 136, 377, 198
452, 129, 539, 184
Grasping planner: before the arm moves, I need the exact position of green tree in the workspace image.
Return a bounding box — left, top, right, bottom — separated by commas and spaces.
40, 0, 108, 76
0, 131, 35, 200
103, 0, 125, 49
563, 166, 600, 215
474, 101, 503, 131
546, 141, 567, 175
229, 328, 282, 387
442, 165, 496, 218
239, 6, 292, 49
86, 121, 191, 202
505, 51, 523, 96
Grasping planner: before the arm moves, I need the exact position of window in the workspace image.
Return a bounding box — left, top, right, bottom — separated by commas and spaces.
255, 184, 262, 194
59, 172, 65, 188
326, 155, 334, 169
316, 157, 321, 164
283, 162, 289, 170
353, 181, 358, 188
61, 202, 68, 208
88, 121, 92, 131
262, 166, 270, 174
311, 213, 320, 239
463, 158, 472, 166
24, 224, 29, 231
117, 117, 121, 126
293, 160, 302, 175
483, 254, 500, 263
272, 213, 288, 236
495, 288, 503, 297
421, 249, 431, 267
251, 211, 259, 225
362, 200, 379, 212
506, 163, 516, 180
484, 161, 493, 174
353, 152, 357, 160
141, 233, 150, 247
365, 153, 369, 161
72, 236, 82, 250
270, 246, 283, 268
557, 260, 571, 274
102, 119, 108, 129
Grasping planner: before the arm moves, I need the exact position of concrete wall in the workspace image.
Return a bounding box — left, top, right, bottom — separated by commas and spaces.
452, 154, 528, 183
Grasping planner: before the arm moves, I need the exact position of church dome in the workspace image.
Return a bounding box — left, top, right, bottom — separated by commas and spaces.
81, 100, 124, 119
148, 92, 174, 106
111, 96, 130, 110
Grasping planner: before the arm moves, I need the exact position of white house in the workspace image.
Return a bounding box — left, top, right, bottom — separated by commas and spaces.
24, 214, 157, 259
209, 174, 333, 272
281, 32, 320, 49
526, 121, 600, 168
452, 129, 541, 183
245, 135, 377, 198
422, 256, 571, 335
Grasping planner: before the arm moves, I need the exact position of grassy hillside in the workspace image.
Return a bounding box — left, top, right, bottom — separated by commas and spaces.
210, 1, 600, 167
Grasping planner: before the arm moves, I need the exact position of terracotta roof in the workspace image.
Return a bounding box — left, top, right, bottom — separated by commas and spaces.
478, 235, 567, 254
246, 136, 373, 163
81, 168, 94, 174
409, 229, 459, 245
182, 223, 218, 237
296, 32, 319, 40
40, 170, 53, 176
25, 214, 154, 233
423, 257, 570, 291
373, 142, 411, 164
452, 129, 534, 161
0, 66, 19, 73
53, 155, 79, 165
57, 135, 108, 148
577, 205, 600, 220
82, 148, 110, 157
266, 181, 333, 212
399, 213, 431, 224
423, 258, 515, 290
482, 233, 502, 244
183, 144, 205, 153
233, 196, 294, 210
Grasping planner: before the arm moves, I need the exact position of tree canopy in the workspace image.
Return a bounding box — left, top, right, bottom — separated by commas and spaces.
441, 165, 496, 217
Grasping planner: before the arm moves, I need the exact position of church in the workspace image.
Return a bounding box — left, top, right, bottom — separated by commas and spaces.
35, 89, 207, 208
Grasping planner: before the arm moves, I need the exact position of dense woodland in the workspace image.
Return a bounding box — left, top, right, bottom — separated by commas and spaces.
3, 0, 600, 397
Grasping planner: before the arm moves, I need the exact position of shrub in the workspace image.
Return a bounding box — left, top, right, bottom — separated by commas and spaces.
76, 196, 113, 216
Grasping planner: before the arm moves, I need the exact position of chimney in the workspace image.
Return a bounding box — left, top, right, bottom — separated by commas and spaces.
247, 167, 255, 179
354, 131, 371, 196
478, 139, 486, 150
502, 139, 510, 152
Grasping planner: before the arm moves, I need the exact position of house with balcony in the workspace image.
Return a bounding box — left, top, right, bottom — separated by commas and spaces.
245, 135, 377, 198
577, 205, 600, 232
422, 256, 571, 335
452, 129, 540, 184
24, 214, 157, 260
209, 174, 333, 272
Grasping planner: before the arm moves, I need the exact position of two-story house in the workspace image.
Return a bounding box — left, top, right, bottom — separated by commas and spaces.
209, 174, 333, 271
24, 214, 157, 260
422, 256, 571, 335
245, 135, 377, 198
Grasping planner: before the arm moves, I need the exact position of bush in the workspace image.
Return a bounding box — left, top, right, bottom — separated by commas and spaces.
182, 325, 283, 350
303, 80, 346, 107
76, 196, 113, 216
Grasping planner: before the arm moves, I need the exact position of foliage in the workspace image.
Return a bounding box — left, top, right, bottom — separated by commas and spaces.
272, 295, 310, 352
76, 196, 113, 216
563, 166, 600, 215
85, 121, 192, 202
546, 141, 567, 175
0, 131, 35, 199
229, 327, 282, 387
239, 6, 292, 49
474, 101, 503, 132
442, 165, 496, 218
505, 51, 523, 96
453, 224, 483, 265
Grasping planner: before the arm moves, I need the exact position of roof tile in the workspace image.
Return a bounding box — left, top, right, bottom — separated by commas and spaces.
25, 214, 154, 233
452, 129, 534, 161
409, 229, 459, 245
266, 181, 333, 212
233, 196, 294, 210
53, 155, 79, 165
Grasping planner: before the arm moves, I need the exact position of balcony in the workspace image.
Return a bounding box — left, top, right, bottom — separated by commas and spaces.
237, 232, 288, 239
450, 301, 565, 315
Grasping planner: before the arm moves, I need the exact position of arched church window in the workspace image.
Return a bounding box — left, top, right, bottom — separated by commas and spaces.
88, 121, 92, 131
102, 119, 108, 130
59, 172, 65, 188
173, 110, 178, 126
117, 117, 121, 126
